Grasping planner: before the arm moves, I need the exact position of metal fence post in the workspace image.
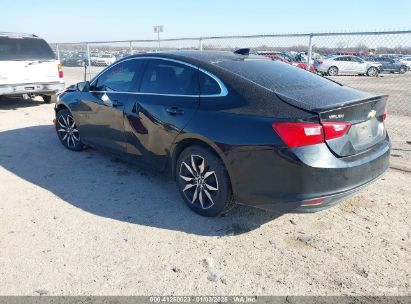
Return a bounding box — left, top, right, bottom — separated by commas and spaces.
199, 38, 203, 51
56, 44, 60, 61
129, 41, 133, 54
307, 33, 313, 71
86, 43, 92, 80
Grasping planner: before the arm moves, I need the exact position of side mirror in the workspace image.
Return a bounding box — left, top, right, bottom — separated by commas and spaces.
77, 81, 90, 92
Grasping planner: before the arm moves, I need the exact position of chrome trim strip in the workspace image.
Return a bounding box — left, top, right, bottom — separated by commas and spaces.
89, 56, 228, 98
88, 90, 199, 98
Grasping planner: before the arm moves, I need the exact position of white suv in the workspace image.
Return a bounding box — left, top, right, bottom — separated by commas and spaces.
0, 33, 65, 103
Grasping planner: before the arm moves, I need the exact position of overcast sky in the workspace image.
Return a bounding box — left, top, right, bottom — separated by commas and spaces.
1, 0, 411, 43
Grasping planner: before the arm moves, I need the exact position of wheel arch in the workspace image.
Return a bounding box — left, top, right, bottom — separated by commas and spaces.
170, 134, 234, 187
55, 103, 69, 113
327, 65, 339, 75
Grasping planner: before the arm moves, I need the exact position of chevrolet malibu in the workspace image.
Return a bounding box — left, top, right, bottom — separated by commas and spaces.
54, 50, 390, 216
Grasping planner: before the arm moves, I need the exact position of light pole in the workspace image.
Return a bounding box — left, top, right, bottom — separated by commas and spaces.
153, 25, 164, 51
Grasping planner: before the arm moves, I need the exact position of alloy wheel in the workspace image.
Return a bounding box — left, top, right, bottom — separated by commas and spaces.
57, 114, 80, 148
368, 67, 377, 77
179, 154, 219, 210
328, 67, 338, 76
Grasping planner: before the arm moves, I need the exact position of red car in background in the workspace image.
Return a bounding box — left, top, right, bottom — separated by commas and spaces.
258, 52, 316, 72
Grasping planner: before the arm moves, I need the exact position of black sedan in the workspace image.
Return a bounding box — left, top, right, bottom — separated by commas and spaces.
54, 50, 390, 216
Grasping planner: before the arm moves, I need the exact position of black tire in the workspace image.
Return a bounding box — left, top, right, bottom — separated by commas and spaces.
55, 109, 84, 151
367, 67, 379, 77
176, 145, 234, 217
43, 95, 52, 104
399, 66, 407, 74
327, 66, 338, 76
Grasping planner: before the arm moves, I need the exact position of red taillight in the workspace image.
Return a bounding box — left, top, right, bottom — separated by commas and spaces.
383, 108, 387, 121
272, 121, 351, 148
58, 63, 63, 78
322, 122, 351, 140
272, 122, 324, 148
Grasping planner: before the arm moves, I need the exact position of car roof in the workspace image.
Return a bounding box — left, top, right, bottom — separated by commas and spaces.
0, 32, 39, 38
125, 50, 270, 67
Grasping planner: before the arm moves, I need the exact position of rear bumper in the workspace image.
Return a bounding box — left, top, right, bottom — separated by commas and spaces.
229, 135, 390, 213
0, 82, 65, 96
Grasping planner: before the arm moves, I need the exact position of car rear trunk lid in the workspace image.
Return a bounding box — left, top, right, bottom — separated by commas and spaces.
318, 96, 387, 156
277, 90, 388, 157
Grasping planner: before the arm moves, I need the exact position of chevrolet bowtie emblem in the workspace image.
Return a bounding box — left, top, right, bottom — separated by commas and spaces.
368, 110, 377, 119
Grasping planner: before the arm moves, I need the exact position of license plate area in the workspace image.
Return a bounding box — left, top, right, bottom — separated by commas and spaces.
349, 118, 385, 151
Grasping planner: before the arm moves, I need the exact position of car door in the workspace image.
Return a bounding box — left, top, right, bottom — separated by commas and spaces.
123, 58, 200, 171
378, 58, 391, 71
387, 58, 398, 71
335, 57, 350, 74
76, 59, 145, 153
350, 56, 367, 73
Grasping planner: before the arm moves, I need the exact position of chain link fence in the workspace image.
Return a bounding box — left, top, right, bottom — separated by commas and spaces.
51, 31, 411, 160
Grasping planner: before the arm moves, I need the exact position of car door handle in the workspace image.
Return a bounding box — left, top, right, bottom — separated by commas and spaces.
166, 107, 184, 115
112, 100, 123, 107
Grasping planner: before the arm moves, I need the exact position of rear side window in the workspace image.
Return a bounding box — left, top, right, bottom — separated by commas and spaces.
140, 59, 199, 95
94, 59, 143, 92
199, 72, 221, 95
0, 37, 55, 61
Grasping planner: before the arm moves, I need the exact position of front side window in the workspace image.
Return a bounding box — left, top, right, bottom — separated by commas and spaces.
140, 59, 199, 95
94, 59, 143, 92
351, 57, 363, 63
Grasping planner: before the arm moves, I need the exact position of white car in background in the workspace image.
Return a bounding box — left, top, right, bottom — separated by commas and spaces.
0, 32, 65, 103
92, 54, 117, 66
314, 55, 382, 77
399, 57, 411, 70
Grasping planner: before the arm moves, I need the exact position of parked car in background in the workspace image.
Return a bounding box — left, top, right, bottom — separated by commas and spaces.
92, 54, 117, 66
55, 50, 390, 216
314, 55, 382, 76
257, 51, 315, 72
368, 57, 408, 74
399, 57, 411, 70
62, 52, 88, 67
0, 32, 64, 103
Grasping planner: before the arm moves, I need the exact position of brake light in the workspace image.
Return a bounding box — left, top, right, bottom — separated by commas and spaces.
272, 122, 324, 148
272, 121, 351, 148
322, 122, 351, 140
383, 108, 387, 121
58, 63, 63, 78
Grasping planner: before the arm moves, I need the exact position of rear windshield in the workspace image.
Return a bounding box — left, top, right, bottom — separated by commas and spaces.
0, 37, 55, 61
216, 59, 339, 91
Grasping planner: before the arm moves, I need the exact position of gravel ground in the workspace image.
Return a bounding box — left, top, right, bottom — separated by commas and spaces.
0, 94, 410, 295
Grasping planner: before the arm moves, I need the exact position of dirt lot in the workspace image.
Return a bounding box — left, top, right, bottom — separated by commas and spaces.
0, 68, 410, 296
